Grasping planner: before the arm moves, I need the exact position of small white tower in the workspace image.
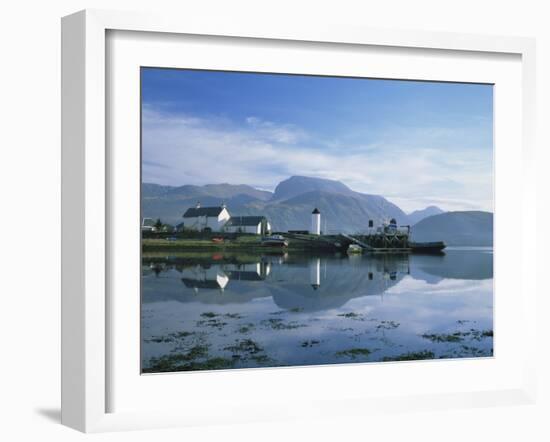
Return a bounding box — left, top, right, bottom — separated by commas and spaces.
311, 208, 321, 235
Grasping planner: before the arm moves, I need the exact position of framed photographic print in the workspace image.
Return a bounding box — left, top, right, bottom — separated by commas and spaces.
139, 67, 494, 374
61, 9, 537, 432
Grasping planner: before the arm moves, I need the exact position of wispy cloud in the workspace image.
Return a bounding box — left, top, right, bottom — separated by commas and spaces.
244, 116, 308, 145
142, 105, 493, 212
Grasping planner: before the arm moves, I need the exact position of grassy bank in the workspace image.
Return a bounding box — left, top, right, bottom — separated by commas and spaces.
143, 235, 259, 248
142, 234, 340, 253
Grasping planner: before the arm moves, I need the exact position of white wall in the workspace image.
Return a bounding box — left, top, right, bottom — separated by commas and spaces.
1, 1, 548, 441
184, 216, 220, 231
225, 224, 261, 234
218, 208, 231, 228
184, 208, 231, 231
311, 213, 321, 235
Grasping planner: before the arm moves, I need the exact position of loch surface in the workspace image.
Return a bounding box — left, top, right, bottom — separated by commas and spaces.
141, 248, 493, 372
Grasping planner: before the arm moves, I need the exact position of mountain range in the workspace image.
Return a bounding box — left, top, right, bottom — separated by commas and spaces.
142, 175, 493, 244
408, 205, 445, 224
410, 211, 493, 246
142, 176, 409, 233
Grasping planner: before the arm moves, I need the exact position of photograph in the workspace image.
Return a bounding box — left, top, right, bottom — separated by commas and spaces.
140, 67, 494, 373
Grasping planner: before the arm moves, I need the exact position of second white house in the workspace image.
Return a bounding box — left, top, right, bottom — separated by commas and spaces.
223, 216, 271, 235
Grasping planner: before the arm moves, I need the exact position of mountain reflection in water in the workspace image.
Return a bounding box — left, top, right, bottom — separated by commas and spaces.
141, 248, 493, 372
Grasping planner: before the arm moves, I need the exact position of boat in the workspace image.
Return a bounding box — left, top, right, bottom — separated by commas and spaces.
261, 235, 289, 247
409, 241, 446, 254
347, 244, 363, 254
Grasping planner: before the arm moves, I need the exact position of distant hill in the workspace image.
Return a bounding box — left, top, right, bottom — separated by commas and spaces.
272, 175, 354, 201
408, 205, 445, 225
141, 175, 409, 233
141, 182, 272, 226
410, 211, 493, 246
142, 182, 272, 201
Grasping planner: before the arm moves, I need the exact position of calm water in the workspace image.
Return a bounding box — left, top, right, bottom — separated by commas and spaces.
141, 248, 493, 373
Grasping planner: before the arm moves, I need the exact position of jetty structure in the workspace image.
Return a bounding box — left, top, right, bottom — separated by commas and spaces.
280, 216, 445, 254
339, 218, 445, 254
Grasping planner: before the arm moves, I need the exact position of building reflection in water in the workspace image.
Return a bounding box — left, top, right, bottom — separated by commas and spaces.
180, 261, 271, 293
310, 258, 321, 290
142, 252, 415, 310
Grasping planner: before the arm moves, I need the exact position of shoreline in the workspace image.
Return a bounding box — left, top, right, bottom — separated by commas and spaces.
141, 234, 449, 255
141, 235, 341, 253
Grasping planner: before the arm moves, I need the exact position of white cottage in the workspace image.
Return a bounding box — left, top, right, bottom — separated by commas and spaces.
182, 203, 231, 232
223, 216, 271, 235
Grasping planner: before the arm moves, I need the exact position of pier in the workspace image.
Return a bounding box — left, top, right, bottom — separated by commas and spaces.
338, 232, 444, 254
340, 234, 374, 251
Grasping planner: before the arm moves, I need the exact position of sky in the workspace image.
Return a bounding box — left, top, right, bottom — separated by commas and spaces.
141, 67, 493, 213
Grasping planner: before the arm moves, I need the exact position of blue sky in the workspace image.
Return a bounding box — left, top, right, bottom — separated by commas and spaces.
141, 68, 493, 212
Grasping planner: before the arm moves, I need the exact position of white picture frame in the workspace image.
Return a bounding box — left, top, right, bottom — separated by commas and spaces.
61, 9, 537, 433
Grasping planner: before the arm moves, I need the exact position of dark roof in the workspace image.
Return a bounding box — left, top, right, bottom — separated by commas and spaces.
225, 216, 266, 227
312, 208, 320, 214
183, 206, 225, 218
226, 271, 265, 281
